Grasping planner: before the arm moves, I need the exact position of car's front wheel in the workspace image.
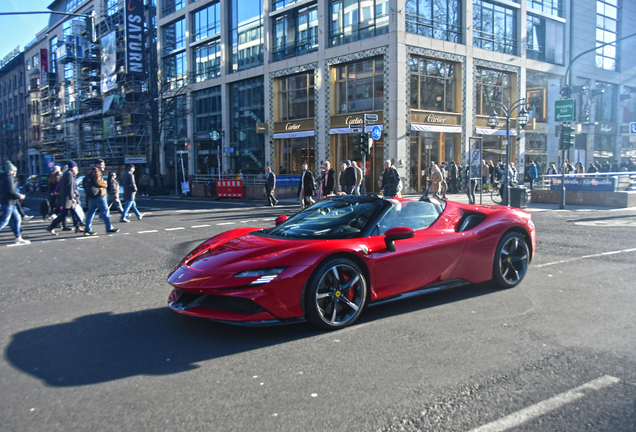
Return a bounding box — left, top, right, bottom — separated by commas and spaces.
492, 232, 530, 288
305, 257, 367, 330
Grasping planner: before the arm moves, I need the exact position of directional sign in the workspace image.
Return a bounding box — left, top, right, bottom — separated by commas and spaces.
364, 114, 378, 123
349, 127, 363, 133
630, 122, 636, 135
555, 99, 575, 122
371, 125, 382, 140
349, 122, 363, 129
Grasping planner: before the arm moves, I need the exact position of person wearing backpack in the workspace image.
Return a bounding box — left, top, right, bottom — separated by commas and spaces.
83, 159, 119, 236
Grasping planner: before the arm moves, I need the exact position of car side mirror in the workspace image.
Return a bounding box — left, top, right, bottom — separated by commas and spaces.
275, 215, 287, 226
384, 226, 415, 252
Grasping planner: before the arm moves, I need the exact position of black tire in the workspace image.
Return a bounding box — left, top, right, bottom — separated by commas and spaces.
305, 257, 367, 330
492, 232, 530, 289
491, 184, 502, 204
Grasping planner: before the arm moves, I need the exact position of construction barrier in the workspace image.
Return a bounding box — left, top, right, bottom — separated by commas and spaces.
216, 180, 244, 197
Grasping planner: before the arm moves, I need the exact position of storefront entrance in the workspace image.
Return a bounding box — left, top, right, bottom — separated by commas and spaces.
408, 131, 460, 193
330, 132, 383, 193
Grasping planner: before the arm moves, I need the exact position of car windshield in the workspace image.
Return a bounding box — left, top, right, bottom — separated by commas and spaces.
377, 199, 443, 235
267, 198, 385, 239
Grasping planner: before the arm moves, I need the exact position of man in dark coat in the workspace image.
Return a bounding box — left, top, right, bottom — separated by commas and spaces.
0, 161, 30, 244
120, 164, 143, 222
381, 160, 400, 197
321, 161, 336, 197
344, 160, 356, 194
297, 163, 315, 209
84, 158, 118, 235
265, 166, 277, 206
449, 161, 458, 194
46, 161, 82, 235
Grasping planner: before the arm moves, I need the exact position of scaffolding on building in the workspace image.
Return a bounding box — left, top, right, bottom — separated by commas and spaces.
40, 0, 149, 169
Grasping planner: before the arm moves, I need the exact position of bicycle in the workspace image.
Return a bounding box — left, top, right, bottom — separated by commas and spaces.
490, 181, 503, 204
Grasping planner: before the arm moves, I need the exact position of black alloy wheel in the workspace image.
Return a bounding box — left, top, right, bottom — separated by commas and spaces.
305, 257, 367, 330
492, 232, 530, 288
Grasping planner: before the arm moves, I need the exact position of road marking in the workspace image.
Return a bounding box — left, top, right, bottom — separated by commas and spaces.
217, 222, 235, 226
191, 224, 210, 228
76, 236, 99, 240
165, 227, 185, 231
42, 239, 66, 244
535, 247, 636, 268
240, 220, 259, 223
470, 375, 620, 432
138, 230, 158, 234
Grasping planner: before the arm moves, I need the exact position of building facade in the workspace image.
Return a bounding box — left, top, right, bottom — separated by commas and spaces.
0, 51, 27, 175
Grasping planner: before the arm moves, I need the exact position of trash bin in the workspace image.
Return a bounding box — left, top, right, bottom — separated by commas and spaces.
509, 186, 527, 209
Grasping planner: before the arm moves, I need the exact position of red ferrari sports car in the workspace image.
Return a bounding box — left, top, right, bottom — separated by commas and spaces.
167, 195, 535, 330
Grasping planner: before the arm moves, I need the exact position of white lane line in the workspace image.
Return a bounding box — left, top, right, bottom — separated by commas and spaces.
138, 230, 158, 234
165, 227, 185, 231
261, 218, 275, 221
535, 247, 636, 268
42, 239, 66, 244
191, 224, 210, 228
240, 220, 259, 223
217, 222, 235, 226
470, 375, 620, 432
76, 236, 99, 240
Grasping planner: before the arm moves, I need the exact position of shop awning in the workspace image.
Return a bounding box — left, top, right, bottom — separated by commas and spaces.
329, 125, 383, 134
273, 130, 315, 139
476, 128, 518, 136
411, 124, 461, 133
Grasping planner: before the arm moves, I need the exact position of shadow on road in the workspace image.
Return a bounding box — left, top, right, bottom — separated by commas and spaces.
5, 283, 498, 388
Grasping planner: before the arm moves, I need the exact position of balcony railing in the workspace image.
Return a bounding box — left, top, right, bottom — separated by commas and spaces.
405, 14, 461, 43
272, 35, 319, 62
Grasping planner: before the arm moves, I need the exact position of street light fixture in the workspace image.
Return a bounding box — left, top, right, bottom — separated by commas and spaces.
487, 98, 528, 206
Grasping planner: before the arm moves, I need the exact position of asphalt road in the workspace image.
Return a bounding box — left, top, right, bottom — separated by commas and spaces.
1, 195, 635, 432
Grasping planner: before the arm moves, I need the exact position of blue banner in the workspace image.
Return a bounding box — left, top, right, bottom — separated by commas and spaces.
550, 176, 617, 191
276, 175, 301, 186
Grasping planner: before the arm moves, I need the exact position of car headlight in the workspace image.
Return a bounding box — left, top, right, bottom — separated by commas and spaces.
235, 267, 287, 284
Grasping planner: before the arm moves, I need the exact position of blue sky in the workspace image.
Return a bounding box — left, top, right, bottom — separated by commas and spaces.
0, 0, 53, 58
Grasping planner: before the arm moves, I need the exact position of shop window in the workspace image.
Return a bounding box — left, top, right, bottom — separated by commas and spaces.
334, 58, 384, 114
409, 57, 456, 112
475, 68, 513, 116
277, 137, 315, 174
275, 71, 315, 121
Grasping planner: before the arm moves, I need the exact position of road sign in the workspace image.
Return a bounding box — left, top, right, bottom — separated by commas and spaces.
224, 147, 234, 153
364, 114, 378, 123
555, 99, 575, 122
210, 130, 220, 141
630, 122, 636, 135
502, 139, 509, 146
349, 122, 363, 129
47, 161, 55, 168
371, 125, 382, 140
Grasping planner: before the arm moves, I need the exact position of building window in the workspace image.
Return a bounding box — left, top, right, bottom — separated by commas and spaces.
526, 15, 564, 64
409, 57, 456, 112
334, 57, 384, 114
163, 51, 187, 89
106, 0, 119, 16
594, 81, 616, 122
230, 77, 265, 172
194, 86, 222, 175
272, 4, 319, 62
164, 94, 188, 138
596, 0, 618, 71
278, 137, 315, 174
328, 0, 389, 47
622, 88, 636, 123
275, 71, 315, 121
230, 0, 264, 72
473, 0, 517, 55
475, 68, 513, 116
163, 18, 186, 55
527, 0, 562, 18
194, 40, 222, 82
193, 2, 221, 41
163, 0, 185, 16
405, 0, 461, 43
272, 0, 304, 11
50, 36, 58, 74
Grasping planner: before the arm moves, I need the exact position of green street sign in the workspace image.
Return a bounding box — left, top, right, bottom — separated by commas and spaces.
555, 99, 575, 122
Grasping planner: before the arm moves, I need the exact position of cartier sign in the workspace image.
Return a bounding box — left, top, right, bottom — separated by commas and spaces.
273, 119, 314, 133
331, 112, 384, 128
411, 111, 460, 126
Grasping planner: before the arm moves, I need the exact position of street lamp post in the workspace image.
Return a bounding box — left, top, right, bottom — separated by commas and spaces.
487, 99, 529, 206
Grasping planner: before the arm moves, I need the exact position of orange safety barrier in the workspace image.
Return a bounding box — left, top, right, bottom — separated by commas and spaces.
216, 180, 244, 198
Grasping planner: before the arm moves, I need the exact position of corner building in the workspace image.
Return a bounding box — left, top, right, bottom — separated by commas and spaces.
159, 0, 635, 192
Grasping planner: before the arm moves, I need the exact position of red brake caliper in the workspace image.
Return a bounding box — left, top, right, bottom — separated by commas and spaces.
341, 273, 354, 301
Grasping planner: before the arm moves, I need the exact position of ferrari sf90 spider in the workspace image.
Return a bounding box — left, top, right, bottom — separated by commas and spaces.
167, 195, 535, 330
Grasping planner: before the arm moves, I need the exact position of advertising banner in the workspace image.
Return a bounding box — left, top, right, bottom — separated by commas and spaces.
550, 176, 617, 191
125, 0, 145, 75
40, 49, 48, 86
100, 32, 117, 93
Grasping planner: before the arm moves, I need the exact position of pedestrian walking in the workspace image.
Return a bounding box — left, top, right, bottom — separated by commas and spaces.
481, 160, 490, 191
352, 161, 363, 195
46, 168, 62, 220
139, 172, 151, 196
265, 167, 277, 206
429, 163, 443, 198
547, 163, 558, 175
322, 161, 336, 197
528, 160, 538, 189
107, 172, 124, 214
449, 162, 458, 194
84, 159, 119, 235
120, 164, 144, 222
465, 165, 476, 204
297, 163, 315, 209
344, 160, 356, 194
439, 162, 448, 199
46, 161, 83, 235
0, 161, 30, 245
381, 160, 400, 198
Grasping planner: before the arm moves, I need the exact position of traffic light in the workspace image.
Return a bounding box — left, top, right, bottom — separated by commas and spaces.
560, 124, 574, 150
360, 133, 369, 154
352, 133, 361, 153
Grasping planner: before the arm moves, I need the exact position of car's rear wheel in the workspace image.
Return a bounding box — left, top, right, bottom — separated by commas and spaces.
492, 232, 529, 288
305, 257, 367, 330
